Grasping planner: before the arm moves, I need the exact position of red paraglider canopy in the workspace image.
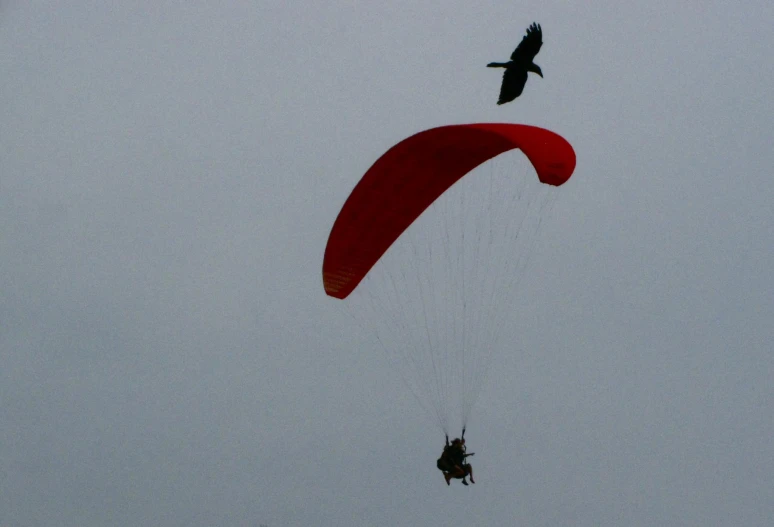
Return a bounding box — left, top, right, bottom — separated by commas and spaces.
323, 123, 576, 299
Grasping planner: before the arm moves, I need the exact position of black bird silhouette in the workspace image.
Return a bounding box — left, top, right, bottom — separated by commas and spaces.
487, 23, 543, 105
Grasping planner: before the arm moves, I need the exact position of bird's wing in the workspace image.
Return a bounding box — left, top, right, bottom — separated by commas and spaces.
510, 22, 542, 61
497, 67, 528, 105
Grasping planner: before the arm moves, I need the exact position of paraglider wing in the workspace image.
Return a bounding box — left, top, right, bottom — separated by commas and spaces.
322, 123, 576, 299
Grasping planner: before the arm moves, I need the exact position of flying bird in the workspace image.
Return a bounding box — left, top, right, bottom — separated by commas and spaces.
487, 23, 543, 105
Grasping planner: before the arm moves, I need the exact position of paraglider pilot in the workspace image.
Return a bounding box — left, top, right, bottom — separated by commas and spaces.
437, 434, 475, 486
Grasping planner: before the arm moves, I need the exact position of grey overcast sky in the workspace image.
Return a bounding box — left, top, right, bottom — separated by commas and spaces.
3, 1, 773, 525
